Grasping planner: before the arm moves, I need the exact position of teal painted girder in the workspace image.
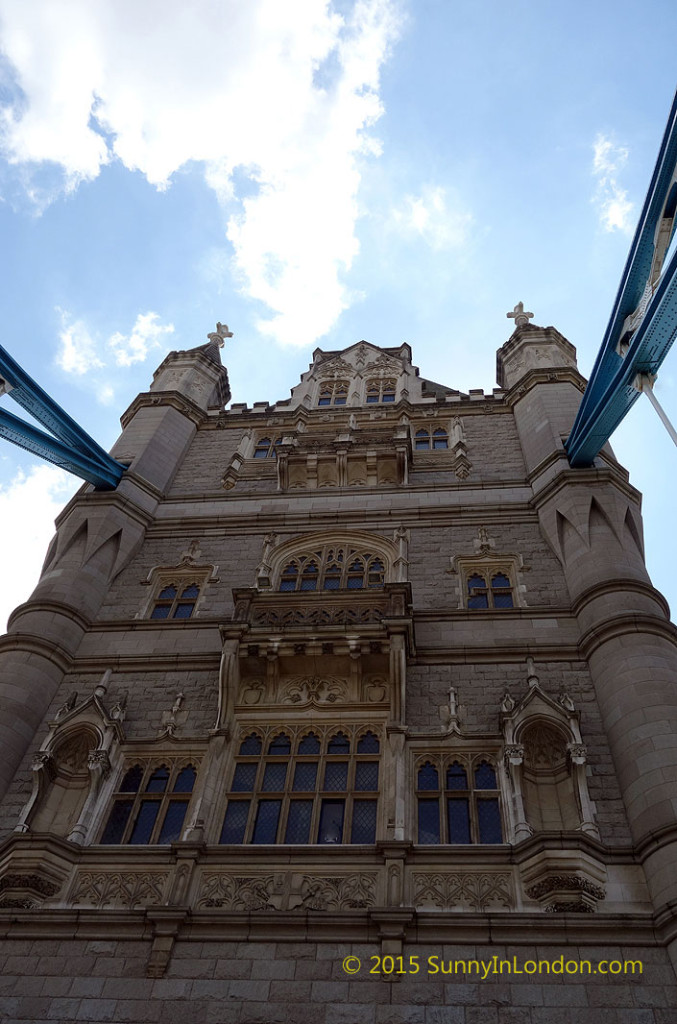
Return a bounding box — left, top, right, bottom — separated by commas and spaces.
566, 88, 677, 466
0, 344, 126, 489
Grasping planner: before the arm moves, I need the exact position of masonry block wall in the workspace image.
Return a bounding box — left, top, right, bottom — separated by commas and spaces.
0, 327, 676, 1023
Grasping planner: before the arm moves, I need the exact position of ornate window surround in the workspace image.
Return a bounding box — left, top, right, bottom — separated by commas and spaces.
449, 551, 526, 610
258, 530, 398, 592
139, 546, 219, 620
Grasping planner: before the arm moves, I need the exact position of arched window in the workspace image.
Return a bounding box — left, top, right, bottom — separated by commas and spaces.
318, 381, 349, 406
100, 762, 197, 845
276, 544, 386, 591
220, 729, 381, 845
414, 426, 448, 450
466, 571, 514, 610
416, 757, 502, 844
150, 583, 200, 620
366, 378, 396, 403
254, 436, 282, 458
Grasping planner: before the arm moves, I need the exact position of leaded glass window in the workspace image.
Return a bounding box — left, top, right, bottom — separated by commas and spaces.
415, 756, 503, 845
466, 570, 514, 610
414, 426, 448, 450
318, 380, 349, 406
150, 582, 200, 620
253, 436, 282, 458
100, 762, 197, 845
220, 730, 381, 845
365, 378, 397, 403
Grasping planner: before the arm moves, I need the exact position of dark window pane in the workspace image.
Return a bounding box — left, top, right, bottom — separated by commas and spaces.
491, 574, 511, 589
146, 766, 169, 793
355, 762, 379, 790
446, 762, 468, 790
239, 734, 262, 755
119, 765, 144, 793
268, 734, 291, 755
448, 798, 471, 844
151, 604, 171, 619
417, 763, 439, 790
327, 732, 350, 753
129, 800, 161, 844
300, 576, 318, 591
366, 394, 378, 403
220, 800, 250, 843
323, 761, 348, 791
180, 585, 200, 598
477, 798, 503, 843
262, 762, 287, 791
173, 766, 196, 792
172, 602, 195, 619
158, 800, 189, 843
298, 733, 320, 754
357, 731, 380, 754
474, 761, 497, 789
468, 574, 487, 591
334, 396, 347, 405
280, 579, 296, 591
347, 575, 364, 589
254, 447, 268, 458
493, 592, 514, 609
432, 435, 448, 449
318, 396, 331, 405
100, 799, 133, 844
281, 563, 298, 576
468, 592, 489, 610
418, 798, 440, 844
292, 761, 318, 791
285, 800, 313, 843
158, 586, 177, 600
323, 575, 340, 590
382, 393, 395, 402
351, 800, 377, 843
318, 799, 344, 843
252, 800, 281, 843
232, 763, 257, 792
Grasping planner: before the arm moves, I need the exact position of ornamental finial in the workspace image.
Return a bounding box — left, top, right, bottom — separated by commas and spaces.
507, 302, 534, 328
207, 322, 233, 347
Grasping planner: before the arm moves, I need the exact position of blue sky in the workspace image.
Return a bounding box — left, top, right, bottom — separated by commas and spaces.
0, 0, 676, 630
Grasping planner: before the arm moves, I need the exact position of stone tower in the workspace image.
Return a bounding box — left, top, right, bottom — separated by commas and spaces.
0, 318, 676, 1023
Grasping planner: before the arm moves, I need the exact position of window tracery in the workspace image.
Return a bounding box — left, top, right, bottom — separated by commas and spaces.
414, 427, 449, 450
278, 544, 386, 592
416, 755, 503, 845
220, 729, 381, 845
366, 378, 396, 403
318, 380, 349, 406
99, 761, 197, 845
253, 436, 282, 458
150, 583, 201, 620
466, 570, 514, 610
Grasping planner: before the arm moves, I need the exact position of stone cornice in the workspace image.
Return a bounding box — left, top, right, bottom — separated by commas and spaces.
578, 612, 677, 659
529, 465, 642, 508
502, 368, 587, 407
120, 392, 208, 430
0, 631, 73, 671
571, 578, 671, 621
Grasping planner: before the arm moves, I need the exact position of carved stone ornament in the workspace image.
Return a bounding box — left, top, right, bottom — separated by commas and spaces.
526, 874, 605, 913
199, 874, 278, 911
0, 873, 60, 898
282, 676, 347, 706
87, 749, 112, 775
413, 872, 514, 911
70, 871, 169, 909
298, 874, 376, 910
253, 605, 385, 627
31, 751, 56, 778
504, 744, 525, 766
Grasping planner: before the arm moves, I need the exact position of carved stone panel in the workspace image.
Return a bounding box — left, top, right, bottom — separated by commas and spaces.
197, 871, 378, 911
69, 871, 169, 908
412, 871, 514, 911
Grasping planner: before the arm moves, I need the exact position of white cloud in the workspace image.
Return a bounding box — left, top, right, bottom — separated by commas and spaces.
108, 311, 174, 367
0, 0, 403, 346
390, 185, 472, 250
592, 134, 634, 233
0, 465, 76, 632
56, 308, 103, 375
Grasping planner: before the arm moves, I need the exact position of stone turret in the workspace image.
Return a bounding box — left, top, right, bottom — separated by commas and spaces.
0, 329, 231, 803
498, 311, 677, 963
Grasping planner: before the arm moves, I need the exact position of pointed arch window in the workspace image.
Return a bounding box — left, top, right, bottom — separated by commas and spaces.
318, 380, 349, 406
416, 757, 503, 845
220, 730, 380, 845
150, 583, 201, 620
100, 762, 197, 845
414, 427, 448, 450
366, 378, 397, 403
466, 571, 514, 610
254, 436, 282, 458
277, 545, 386, 591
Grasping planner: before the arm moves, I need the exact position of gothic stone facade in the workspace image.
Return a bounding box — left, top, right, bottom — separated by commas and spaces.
1, 325, 677, 1023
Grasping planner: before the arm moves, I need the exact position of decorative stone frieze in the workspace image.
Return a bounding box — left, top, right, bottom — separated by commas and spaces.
70, 870, 169, 908
413, 871, 514, 911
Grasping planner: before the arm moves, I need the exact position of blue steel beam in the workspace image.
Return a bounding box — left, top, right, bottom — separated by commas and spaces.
567, 88, 677, 466
0, 344, 126, 489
